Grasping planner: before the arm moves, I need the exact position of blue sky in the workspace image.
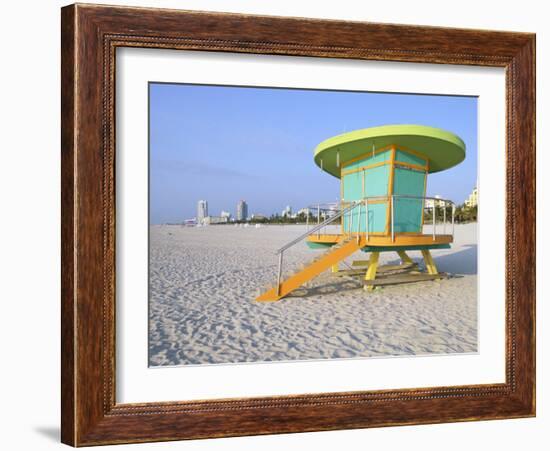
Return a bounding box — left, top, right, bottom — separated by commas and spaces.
149, 83, 477, 224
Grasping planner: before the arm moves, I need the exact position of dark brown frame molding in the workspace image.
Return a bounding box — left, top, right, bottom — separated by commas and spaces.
61, 3, 536, 446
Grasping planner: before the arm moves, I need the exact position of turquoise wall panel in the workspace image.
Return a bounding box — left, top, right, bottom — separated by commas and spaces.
342, 162, 390, 233
393, 167, 425, 196
340, 151, 429, 235
364, 165, 390, 197
343, 164, 390, 201
367, 203, 388, 233
343, 150, 390, 171
343, 202, 387, 233
361, 244, 451, 252
342, 171, 363, 200
395, 149, 426, 167
392, 167, 425, 232
393, 198, 423, 232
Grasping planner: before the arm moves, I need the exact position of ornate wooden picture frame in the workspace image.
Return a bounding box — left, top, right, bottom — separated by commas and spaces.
61, 3, 535, 446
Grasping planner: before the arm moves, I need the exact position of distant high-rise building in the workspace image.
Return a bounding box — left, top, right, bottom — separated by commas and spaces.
236, 200, 248, 221
197, 200, 208, 224
281, 205, 292, 218
465, 187, 478, 208
220, 210, 231, 221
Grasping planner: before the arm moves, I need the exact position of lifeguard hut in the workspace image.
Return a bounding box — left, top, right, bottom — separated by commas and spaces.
256, 124, 465, 302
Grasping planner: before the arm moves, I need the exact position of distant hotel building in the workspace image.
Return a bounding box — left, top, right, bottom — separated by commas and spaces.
197, 200, 208, 225
203, 216, 227, 225
465, 186, 478, 208
236, 200, 248, 221
220, 210, 231, 221
425, 195, 445, 209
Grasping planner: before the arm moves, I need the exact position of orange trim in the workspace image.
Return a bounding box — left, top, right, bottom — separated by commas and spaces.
384, 146, 396, 236
421, 167, 428, 229
394, 145, 429, 164
341, 144, 429, 170
307, 233, 453, 247
341, 160, 390, 176
364, 199, 387, 205
394, 161, 428, 172
341, 145, 393, 168
340, 170, 344, 234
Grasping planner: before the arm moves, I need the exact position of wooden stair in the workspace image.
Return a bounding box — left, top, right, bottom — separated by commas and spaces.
256, 237, 364, 302
332, 261, 419, 278
363, 272, 448, 287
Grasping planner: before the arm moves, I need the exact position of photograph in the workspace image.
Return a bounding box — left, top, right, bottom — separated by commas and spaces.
147, 83, 479, 367
48, 1, 537, 447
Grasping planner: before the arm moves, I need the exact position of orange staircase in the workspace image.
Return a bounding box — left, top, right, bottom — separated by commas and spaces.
256, 236, 365, 302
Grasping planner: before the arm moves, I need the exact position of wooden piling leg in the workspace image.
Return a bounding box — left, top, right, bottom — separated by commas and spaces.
421, 250, 438, 275
397, 250, 413, 265
364, 252, 379, 291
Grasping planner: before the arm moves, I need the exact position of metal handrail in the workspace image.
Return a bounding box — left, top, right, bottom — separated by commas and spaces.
277, 201, 359, 254
272, 195, 455, 295
274, 201, 361, 295
342, 195, 455, 240
279, 195, 454, 254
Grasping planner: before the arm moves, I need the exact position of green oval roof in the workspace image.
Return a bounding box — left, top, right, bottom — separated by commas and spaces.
314, 124, 466, 178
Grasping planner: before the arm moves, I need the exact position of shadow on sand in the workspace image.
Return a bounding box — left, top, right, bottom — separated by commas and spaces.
286, 244, 477, 299
429, 244, 477, 275
384, 244, 478, 276
288, 279, 362, 299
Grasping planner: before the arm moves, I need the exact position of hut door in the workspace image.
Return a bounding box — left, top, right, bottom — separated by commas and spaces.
392, 167, 426, 233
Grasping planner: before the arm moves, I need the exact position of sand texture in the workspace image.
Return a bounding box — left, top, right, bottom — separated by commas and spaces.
149, 223, 477, 366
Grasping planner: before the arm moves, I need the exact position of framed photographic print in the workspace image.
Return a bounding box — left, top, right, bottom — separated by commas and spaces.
61, 3, 536, 446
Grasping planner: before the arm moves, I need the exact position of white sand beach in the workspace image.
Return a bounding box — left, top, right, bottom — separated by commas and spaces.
149, 223, 477, 366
